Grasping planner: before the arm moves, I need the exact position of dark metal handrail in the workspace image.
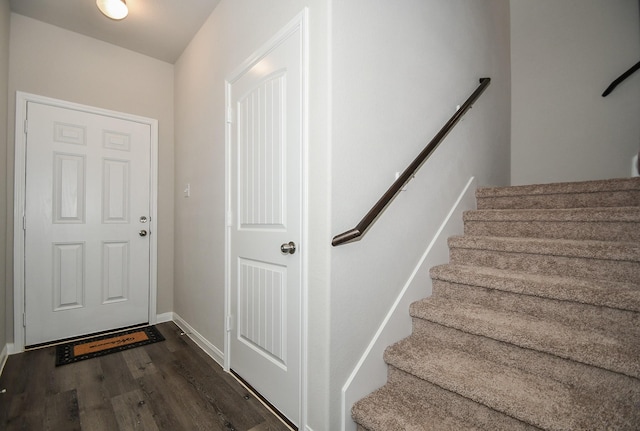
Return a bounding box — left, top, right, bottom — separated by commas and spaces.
332, 77, 491, 246
602, 60, 640, 97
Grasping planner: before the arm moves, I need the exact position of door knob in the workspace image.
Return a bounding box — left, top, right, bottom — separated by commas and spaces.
139, 230, 148, 237
280, 241, 296, 255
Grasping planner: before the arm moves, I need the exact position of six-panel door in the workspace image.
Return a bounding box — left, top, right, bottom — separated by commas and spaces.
24, 102, 151, 346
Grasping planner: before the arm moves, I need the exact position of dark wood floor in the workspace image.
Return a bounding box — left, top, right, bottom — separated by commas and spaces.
0, 322, 292, 431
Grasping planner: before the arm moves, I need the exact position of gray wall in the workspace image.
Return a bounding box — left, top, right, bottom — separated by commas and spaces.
6, 0, 638, 427
175, 2, 511, 428
173, 0, 331, 428
6, 14, 175, 343
1, 0, 10, 361
328, 0, 511, 428
511, 0, 640, 185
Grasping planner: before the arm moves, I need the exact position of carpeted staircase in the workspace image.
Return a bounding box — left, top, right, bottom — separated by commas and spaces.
352, 177, 640, 430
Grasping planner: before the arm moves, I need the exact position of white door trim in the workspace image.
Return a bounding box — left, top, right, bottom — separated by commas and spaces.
13, 91, 159, 353
224, 8, 309, 427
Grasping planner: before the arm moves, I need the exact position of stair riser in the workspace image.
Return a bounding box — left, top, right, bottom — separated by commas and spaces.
430, 263, 640, 313
464, 220, 640, 242
410, 302, 640, 379
386, 366, 537, 431
408, 318, 640, 402
449, 248, 640, 284
431, 279, 639, 333
476, 190, 640, 210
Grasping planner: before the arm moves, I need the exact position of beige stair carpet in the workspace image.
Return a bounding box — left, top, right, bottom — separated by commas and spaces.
352, 177, 640, 431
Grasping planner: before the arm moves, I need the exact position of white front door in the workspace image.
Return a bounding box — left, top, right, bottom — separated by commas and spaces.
24, 101, 152, 346
227, 19, 305, 426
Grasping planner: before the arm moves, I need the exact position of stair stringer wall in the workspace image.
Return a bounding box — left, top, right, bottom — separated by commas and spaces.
341, 176, 477, 431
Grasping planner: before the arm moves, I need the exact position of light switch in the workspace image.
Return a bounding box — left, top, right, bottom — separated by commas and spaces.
184, 183, 191, 197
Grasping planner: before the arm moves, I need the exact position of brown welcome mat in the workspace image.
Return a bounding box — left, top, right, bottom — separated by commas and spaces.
55, 326, 165, 366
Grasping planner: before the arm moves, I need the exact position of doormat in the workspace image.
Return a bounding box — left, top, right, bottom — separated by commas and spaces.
55, 326, 165, 366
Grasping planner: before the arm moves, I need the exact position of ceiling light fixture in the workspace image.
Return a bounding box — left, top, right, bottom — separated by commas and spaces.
96, 0, 129, 20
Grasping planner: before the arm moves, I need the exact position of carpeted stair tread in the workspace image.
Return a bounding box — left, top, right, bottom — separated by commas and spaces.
352, 366, 538, 431
351, 380, 490, 431
410, 319, 640, 400
464, 206, 640, 222
430, 263, 640, 312
475, 177, 640, 209
430, 280, 639, 336
410, 296, 640, 378
476, 177, 640, 198
463, 207, 640, 241
448, 235, 640, 261
384, 331, 640, 430
448, 235, 640, 283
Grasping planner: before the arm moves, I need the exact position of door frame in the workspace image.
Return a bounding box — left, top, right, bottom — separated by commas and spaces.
224, 9, 309, 427
12, 91, 159, 353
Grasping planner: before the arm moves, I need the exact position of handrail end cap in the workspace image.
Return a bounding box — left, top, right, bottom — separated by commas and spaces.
331, 229, 362, 246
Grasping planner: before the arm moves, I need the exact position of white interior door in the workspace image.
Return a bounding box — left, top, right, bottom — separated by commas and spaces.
228, 22, 304, 426
24, 101, 152, 346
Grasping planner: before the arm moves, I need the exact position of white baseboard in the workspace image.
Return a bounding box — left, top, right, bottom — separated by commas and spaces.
340, 177, 477, 431
172, 313, 225, 367
0, 344, 8, 376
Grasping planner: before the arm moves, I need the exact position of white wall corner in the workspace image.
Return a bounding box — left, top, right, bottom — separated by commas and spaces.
340, 177, 477, 431
155, 312, 175, 324
172, 313, 224, 367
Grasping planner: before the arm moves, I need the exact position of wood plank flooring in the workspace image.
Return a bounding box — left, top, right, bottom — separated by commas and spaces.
0, 322, 292, 431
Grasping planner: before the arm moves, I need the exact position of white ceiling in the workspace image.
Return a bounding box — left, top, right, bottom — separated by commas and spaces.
9, 0, 221, 63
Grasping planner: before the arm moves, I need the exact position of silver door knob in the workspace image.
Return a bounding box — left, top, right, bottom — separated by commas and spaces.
280, 241, 296, 255
139, 230, 148, 237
